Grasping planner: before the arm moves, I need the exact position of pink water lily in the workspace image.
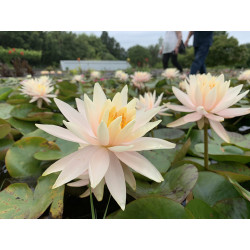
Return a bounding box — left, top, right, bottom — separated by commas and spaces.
36, 83, 175, 210
167, 74, 250, 142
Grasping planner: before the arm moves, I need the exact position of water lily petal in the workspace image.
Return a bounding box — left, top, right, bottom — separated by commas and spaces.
167, 104, 194, 112
105, 152, 126, 210
172, 86, 196, 109
97, 121, 109, 146
167, 112, 202, 127
93, 178, 105, 201
115, 151, 163, 183
216, 108, 250, 118
67, 179, 89, 187
122, 165, 136, 190
209, 119, 230, 143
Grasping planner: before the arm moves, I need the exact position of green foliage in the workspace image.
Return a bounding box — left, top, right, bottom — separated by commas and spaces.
0, 46, 42, 65
128, 45, 151, 67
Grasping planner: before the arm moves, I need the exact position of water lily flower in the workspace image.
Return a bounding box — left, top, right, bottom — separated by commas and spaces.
136, 91, 170, 116
20, 76, 56, 108
167, 73, 250, 142
238, 70, 250, 82
162, 68, 179, 79
114, 70, 129, 82
131, 71, 151, 89
90, 71, 101, 80
179, 81, 186, 91
41, 70, 49, 75
36, 83, 175, 210
72, 74, 85, 83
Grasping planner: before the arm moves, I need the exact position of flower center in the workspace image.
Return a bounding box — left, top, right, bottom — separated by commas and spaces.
36, 84, 46, 95
107, 106, 132, 129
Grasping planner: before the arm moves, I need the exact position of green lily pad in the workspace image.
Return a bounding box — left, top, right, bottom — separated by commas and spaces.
213, 197, 250, 219
153, 128, 185, 142
0, 103, 14, 119
195, 143, 250, 164
34, 138, 78, 161
208, 162, 250, 182
0, 174, 64, 219
0, 124, 11, 139
10, 104, 53, 121
192, 172, 240, 206
173, 157, 205, 171
8, 117, 37, 135
186, 199, 220, 219
0, 87, 13, 100
6, 93, 30, 104
108, 196, 191, 219
171, 138, 191, 166
0, 138, 14, 161
5, 137, 58, 178
127, 164, 198, 203
228, 177, 250, 202
23, 128, 56, 141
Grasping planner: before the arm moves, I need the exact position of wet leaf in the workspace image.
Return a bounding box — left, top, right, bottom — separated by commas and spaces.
186, 199, 220, 219
213, 197, 250, 219
208, 162, 250, 182
127, 164, 198, 203
5, 137, 57, 178
108, 196, 191, 219
192, 172, 240, 206
0, 174, 64, 219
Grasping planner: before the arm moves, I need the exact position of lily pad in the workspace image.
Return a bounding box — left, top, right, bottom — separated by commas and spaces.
0, 138, 14, 161
0, 103, 14, 119
127, 164, 198, 203
195, 143, 250, 164
0, 174, 64, 219
0, 87, 13, 100
5, 137, 58, 178
6, 94, 30, 104
208, 162, 250, 182
213, 197, 250, 219
0, 124, 11, 139
8, 117, 37, 135
192, 172, 240, 206
228, 177, 250, 202
186, 199, 220, 219
153, 128, 185, 142
108, 196, 191, 219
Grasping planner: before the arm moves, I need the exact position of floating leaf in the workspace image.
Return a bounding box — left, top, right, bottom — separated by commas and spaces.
108, 196, 191, 219
213, 197, 250, 219
195, 143, 250, 164
153, 128, 185, 142
24, 129, 56, 141
0, 103, 14, 119
5, 137, 57, 178
0, 138, 14, 161
0, 124, 11, 139
127, 164, 198, 203
0, 87, 13, 100
228, 177, 250, 202
0, 174, 64, 219
192, 172, 240, 206
208, 162, 250, 182
186, 199, 220, 219
6, 94, 30, 104
8, 117, 37, 135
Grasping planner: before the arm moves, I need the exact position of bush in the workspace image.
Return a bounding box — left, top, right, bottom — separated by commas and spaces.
0, 47, 41, 66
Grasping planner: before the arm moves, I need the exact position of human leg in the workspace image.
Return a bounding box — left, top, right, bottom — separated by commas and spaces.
171, 53, 183, 73
162, 53, 171, 69
190, 45, 210, 75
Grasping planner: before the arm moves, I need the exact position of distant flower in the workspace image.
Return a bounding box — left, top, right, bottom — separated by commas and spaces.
145, 58, 149, 63
238, 70, 250, 82
179, 81, 186, 91
50, 71, 55, 74
72, 74, 85, 83
127, 58, 130, 62
20, 51, 24, 56
8, 50, 12, 54
41, 71, 49, 75
36, 83, 175, 210
77, 58, 81, 61
12, 48, 16, 52
136, 91, 170, 116
131, 71, 151, 90
57, 71, 62, 74
162, 68, 179, 79
90, 71, 101, 81
167, 73, 250, 142
114, 70, 129, 82
20, 76, 56, 108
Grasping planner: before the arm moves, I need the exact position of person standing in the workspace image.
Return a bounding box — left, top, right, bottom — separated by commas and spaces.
185, 31, 213, 75
160, 31, 183, 73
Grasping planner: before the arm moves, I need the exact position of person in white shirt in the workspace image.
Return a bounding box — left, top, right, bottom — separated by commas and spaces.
159, 31, 183, 73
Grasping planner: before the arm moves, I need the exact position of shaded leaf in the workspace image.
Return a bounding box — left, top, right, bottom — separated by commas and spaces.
228, 177, 250, 202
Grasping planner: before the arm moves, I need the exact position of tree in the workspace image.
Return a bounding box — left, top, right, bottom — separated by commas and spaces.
127, 45, 150, 67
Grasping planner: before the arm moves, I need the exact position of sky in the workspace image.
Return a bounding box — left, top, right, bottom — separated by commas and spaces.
78, 31, 250, 50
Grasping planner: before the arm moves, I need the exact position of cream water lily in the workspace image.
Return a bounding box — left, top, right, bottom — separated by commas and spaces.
238, 70, 250, 82
114, 70, 129, 82
162, 68, 179, 79
36, 83, 175, 210
131, 71, 152, 89
20, 76, 56, 108
136, 91, 170, 116
167, 73, 250, 143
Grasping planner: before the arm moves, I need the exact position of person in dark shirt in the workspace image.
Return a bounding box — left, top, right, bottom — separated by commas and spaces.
185, 31, 213, 74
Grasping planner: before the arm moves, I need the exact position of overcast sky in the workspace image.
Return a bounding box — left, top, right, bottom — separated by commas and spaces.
78, 31, 250, 50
